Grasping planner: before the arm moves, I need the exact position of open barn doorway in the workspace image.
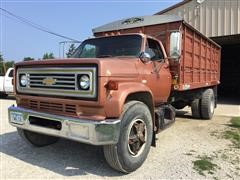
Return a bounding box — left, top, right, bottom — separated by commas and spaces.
211, 35, 240, 104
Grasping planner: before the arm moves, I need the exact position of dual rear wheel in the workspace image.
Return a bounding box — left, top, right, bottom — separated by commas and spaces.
191, 88, 215, 119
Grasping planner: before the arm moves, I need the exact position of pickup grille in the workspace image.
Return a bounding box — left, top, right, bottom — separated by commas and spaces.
17, 67, 97, 98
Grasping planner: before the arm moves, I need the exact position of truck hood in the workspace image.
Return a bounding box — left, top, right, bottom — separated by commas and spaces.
15, 58, 139, 77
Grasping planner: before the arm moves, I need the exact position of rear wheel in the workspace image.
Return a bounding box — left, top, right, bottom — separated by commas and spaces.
200, 89, 215, 119
17, 128, 59, 147
103, 101, 153, 173
191, 99, 202, 119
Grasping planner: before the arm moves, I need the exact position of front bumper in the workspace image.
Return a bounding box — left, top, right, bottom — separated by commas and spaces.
8, 106, 121, 145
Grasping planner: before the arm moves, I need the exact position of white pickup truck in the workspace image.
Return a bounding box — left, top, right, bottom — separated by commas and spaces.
0, 68, 14, 98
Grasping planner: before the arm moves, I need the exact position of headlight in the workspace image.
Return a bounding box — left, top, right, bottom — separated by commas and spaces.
20, 74, 27, 87
79, 74, 90, 90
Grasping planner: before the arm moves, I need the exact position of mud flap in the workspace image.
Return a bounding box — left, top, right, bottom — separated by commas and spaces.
155, 105, 176, 130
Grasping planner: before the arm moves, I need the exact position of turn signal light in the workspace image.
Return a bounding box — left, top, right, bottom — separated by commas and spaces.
105, 81, 118, 90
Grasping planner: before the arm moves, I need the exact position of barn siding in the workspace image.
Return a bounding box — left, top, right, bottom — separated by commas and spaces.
157, 0, 240, 37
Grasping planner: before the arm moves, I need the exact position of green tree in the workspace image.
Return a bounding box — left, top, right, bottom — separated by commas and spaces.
42, 52, 55, 60
0, 53, 3, 62
66, 44, 76, 58
0, 53, 14, 75
23, 57, 34, 61
5, 61, 14, 70
0, 53, 5, 75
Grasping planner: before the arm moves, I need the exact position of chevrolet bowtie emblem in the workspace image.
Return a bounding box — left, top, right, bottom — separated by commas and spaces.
42, 77, 56, 86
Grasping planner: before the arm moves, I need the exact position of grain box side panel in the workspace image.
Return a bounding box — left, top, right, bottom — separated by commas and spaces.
178, 23, 221, 91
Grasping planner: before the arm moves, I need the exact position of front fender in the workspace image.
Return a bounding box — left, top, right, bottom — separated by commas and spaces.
104, 82, 153, 118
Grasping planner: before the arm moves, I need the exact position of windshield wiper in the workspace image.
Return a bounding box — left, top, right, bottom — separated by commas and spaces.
97, 55, 112, 58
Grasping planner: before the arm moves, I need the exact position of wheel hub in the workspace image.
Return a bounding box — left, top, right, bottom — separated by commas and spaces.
128, 119, 147, 156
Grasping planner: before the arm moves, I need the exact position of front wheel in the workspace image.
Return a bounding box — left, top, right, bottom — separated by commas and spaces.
103, 101, 153, 173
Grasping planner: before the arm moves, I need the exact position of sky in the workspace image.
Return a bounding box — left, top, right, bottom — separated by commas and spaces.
0, 0, 181, 61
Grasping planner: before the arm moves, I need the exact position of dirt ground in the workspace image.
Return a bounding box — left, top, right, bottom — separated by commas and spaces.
1, 97, 239, 179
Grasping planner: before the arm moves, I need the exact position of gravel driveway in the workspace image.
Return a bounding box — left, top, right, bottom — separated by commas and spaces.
1, 98, 239, 179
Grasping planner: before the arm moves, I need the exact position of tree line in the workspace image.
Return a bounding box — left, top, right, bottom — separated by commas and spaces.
0, 44, 76, 75
23, 43, 76, 61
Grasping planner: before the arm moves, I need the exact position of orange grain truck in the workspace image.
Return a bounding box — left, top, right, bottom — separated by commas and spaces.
9, 15, 221, 173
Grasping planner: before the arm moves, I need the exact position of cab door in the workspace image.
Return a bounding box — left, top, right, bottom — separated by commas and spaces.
143, 38, 172, 104
4, 68, 13, 93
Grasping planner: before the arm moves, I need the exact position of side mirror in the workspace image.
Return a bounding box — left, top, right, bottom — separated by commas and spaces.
139, 52, 151, 64
170, 31, 181, 60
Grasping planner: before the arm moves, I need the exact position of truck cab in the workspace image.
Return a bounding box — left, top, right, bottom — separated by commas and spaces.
72, 33, 172, 103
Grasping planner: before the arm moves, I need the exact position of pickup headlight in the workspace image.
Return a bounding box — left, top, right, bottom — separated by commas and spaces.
79, 74, 90, 90
20, 74, 27, 87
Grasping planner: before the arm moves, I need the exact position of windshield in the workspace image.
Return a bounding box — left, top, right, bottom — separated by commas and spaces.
73, 35, 142, 58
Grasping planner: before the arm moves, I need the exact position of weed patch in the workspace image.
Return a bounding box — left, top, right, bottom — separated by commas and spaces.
193, 155, 218, 176
229, 117, 240, 128
210, 117, 240, 149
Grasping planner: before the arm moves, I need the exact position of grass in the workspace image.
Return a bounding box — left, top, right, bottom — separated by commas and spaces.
230, 117, 240, 128
210, 117, 240, 148
193, 155, 218, 176
223, 130, 240, 148
224, 117, 240, 148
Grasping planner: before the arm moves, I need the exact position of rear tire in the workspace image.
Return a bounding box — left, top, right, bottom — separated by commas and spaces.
17, 128, 59, 147
191, 99, 201, 119
200, 89, 215, 120
103, 101, 153, 173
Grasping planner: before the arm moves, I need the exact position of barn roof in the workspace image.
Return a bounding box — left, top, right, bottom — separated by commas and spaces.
155, 0, 192, 15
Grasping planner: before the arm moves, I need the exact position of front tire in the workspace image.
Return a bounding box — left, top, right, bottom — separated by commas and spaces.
17, 128, 59, 147
103, 101, 153, 173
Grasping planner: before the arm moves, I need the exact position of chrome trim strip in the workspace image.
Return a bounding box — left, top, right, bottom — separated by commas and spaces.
8, 106, 121, 145
17, 67, 97, 98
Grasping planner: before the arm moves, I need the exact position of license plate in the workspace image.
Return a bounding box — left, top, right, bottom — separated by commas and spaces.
10, 112, 24, 124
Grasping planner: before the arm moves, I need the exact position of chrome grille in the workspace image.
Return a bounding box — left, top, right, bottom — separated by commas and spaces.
17, 67, 97, 98
29, 73, 76, 90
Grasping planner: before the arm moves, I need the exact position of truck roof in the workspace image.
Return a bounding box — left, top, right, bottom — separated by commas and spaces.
92, 15, 183, 34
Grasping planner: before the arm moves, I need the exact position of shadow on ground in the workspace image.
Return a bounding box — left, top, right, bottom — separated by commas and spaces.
0, 95, 15, 100
0, 131, 124, 177
175, 110, 198, 120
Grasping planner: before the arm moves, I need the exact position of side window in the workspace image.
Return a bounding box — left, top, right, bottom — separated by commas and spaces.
146, 38, 164, 60
8, 69, 13, 77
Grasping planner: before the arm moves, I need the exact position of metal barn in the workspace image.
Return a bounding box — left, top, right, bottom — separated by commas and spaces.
156, 0, 240, 98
